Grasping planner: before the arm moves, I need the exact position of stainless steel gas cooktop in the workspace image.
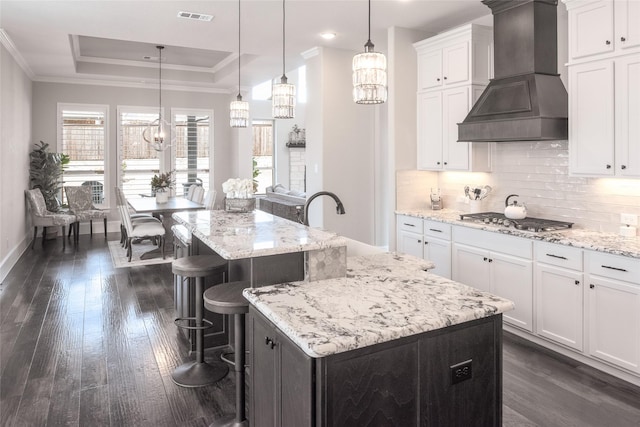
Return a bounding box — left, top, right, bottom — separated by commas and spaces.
459, 212, 574, 233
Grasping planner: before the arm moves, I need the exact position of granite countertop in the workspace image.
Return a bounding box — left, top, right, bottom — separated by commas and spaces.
397, 209, 640, 259
172, 209, 346, 260
243, 252, 514, 358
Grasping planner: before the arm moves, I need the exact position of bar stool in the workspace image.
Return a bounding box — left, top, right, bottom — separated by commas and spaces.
204, 281, 250, 427
172, 255, 229, 388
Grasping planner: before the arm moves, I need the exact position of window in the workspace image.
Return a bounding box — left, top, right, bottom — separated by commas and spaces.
252, 119, 274, 194
171, 109, 213, 197
58, 104, 108, 205
117, 107, 163, 199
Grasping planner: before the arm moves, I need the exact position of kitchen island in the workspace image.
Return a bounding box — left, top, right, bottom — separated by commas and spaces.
243, 252, 514, 427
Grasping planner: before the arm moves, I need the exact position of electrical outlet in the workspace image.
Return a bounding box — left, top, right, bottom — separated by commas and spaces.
621, 213, 638, 226
450, 359, 473, 385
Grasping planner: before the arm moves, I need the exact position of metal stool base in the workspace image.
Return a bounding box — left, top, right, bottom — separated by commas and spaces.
208, 415, 249, 427
171, 360, 228, 388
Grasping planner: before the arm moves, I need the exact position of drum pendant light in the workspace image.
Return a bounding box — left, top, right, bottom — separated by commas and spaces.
272, 0, 295, 119
230, 0, 249, 128
352, 0, 387, 104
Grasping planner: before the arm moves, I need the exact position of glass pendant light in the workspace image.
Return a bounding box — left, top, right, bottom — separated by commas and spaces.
272, 0, 295, 119
154, 45, 166, 142
352, 0, 387, 104
230, 0, 249, 128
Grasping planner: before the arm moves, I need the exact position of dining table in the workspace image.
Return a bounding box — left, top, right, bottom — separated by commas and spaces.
127, 196, 204, 259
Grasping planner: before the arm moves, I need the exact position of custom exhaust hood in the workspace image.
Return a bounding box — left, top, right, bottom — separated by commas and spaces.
458, 0, 568, 142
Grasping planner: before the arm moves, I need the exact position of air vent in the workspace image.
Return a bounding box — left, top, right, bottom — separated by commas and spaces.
177, 11, 214, 22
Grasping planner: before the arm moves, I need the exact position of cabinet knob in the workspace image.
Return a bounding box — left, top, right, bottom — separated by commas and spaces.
483, 257, 488, 261
418, 240, 422, 243
575, 280, 580, 285
621, 165, 627, 170
436, 78, 441, 82
265, 337, 276, 349
436, 161, 441, 165
443, 162, 448, 165
606, 164, 612, 169
444, 76, 448, 80
424, 241, 428, 245
590, 284, 595, 289
606, 40, 611, 45
488, 258, 493, 263
621, 36, 626, 42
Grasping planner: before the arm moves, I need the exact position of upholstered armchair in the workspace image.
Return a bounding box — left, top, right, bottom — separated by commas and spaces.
65, 185, 108, 241
25, 188, 76, 249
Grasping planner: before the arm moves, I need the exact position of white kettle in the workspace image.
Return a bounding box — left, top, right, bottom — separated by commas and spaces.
504, 194, 527, 219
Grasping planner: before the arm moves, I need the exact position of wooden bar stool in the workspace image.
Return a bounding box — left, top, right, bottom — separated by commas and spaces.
204, 281, 250, 427
172, 255, 229, 388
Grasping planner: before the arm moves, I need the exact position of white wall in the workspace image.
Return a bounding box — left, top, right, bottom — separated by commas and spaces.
304, 47, 376, 244
31, 82, 235, 213
0, 43, 33, 282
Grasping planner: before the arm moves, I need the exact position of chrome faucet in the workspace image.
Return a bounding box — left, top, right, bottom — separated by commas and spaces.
302, 191, 345, 226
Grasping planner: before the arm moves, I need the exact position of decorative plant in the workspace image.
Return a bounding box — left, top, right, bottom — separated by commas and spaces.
222, 178, 254, 199
252, 158, 260, 192
29, 141, 66, 212
150, 171, 175, 194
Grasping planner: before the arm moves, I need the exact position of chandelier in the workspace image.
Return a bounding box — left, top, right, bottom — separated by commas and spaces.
143, 45, 172, 151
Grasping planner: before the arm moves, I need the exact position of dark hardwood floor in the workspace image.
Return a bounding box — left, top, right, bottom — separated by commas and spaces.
1, 234, 640, 426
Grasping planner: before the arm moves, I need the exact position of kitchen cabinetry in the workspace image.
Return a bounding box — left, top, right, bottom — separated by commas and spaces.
534, 242, 584, 351
452, 226, 533, 332
396, 215, 451, 278
564, 0, 640, 177
414, 24, 492, 172
585, 251, 640, 374
250, 308, 313, 427
564, 0, 640, 62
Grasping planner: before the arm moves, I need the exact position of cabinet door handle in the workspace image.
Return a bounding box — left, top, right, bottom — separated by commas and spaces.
444, 76, 448, 80
602, 265, 628, 272
621, 36, 626, 42
436, 161, 441, 165
443, 161, 448, 165
621, 165, 627, 170
488, 258, 493, 263
606, 40, 611, 45
575, 280, 580, 285
483, 257, 488, 261
403, 223, 415, 227
606, 164, 612, 169
424, 241, 428, 245
429, 228, 443, 233
590, 284, 595, 289
437, 78, 441, 81
418, 240, 422, 243
546, 253, 567, 260
265, 337, 276, 349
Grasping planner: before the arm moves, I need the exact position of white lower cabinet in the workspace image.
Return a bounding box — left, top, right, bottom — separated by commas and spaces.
452, 227, 533, 332
397, 215, 452, 279
423, 237, 451, 279
534, 242, 584, 352
586, 251, 640, 374
397, 230, 424, 259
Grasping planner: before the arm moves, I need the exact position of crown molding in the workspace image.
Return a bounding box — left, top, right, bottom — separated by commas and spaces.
0, 29, 35, 79
32, 75, 230, 94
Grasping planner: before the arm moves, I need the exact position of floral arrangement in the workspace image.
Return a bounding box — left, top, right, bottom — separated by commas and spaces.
222, 178, 254, 199
150, 171, 175, 193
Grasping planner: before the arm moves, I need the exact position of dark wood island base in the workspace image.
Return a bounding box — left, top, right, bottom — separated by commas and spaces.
249, 307, 503, 427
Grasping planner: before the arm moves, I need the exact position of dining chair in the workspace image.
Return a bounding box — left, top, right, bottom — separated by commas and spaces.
65, 185, 108, 240
203, 190, 217, 210
190, 185, 205, 204
117, 203, 165, 262
25, 188, 77, 249
115, 187, 161, 246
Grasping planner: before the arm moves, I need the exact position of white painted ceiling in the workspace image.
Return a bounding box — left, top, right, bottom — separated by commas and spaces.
0, 1, 492, 93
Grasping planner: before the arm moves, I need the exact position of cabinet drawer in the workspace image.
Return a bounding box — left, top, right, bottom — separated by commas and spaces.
453, 226, 532, 259
586, 251, 640, 283
424, 220, 451, 240
398, 215, 424, 234
535, 242, 583, 271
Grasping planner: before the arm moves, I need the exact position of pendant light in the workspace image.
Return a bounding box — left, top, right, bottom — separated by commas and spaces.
272, 0, 295, 119
154, 45, 166, 142
352, 0, 387, 104
230, 0, 249, 128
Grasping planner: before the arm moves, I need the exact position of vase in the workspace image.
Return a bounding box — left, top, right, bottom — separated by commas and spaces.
156, 191, 169, 204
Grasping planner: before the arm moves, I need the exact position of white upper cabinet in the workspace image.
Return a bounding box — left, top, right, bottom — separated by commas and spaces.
414, 24, 493, 172
565, 0, 640, 177
564, 0, 640, 62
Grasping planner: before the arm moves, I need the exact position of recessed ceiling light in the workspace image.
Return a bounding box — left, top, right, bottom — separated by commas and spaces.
321, 32, 336, 40
177, 11, 214, 22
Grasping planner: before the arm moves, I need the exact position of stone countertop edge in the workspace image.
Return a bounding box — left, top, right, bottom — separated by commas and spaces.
396, 209, 640, 259
242, 252, 514, 358
171, 210, 347, 260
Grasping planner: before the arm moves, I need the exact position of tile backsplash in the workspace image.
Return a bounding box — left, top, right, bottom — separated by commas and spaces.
400, 141, 640, 234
